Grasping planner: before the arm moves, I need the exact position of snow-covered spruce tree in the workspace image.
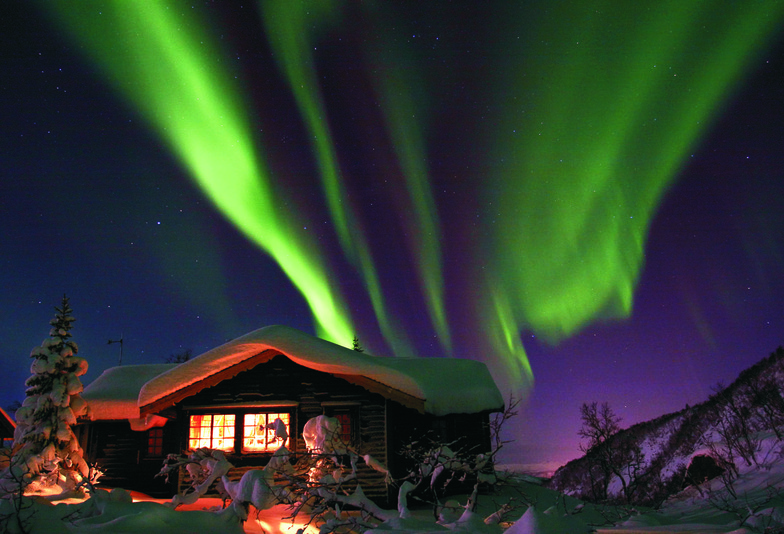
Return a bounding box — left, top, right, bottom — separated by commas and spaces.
12, 295, 89, 489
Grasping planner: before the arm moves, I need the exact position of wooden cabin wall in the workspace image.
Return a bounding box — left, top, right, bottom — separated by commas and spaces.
174, 354, 391, 501
76, 421, 178, 497
386, 403, 495, 497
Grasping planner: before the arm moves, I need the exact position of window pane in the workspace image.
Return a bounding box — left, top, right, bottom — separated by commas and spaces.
243, 413, 290, 452
189, 415, 206, 449
335, 413, 352, 444
148, 428, 164, 456
243, 413, 265, 451
212, 414, 235, 451
189, 414, 235, 451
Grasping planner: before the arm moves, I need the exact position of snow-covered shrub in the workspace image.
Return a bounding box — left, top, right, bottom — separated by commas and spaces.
158, 448, 235, 508
266, 416, 396, 531
154, 409, 517, 533
3, 296, 89, 496
303, 414, 345, 455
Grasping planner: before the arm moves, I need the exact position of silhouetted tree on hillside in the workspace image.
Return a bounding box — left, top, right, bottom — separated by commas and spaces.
710, 383, 760, 469
579, 402, 619, 501
746, 374, 784, 440
579, 402, 621, 447
579, 401, 644, 503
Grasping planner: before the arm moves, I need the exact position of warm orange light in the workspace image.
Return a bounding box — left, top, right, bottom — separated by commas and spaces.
188, 414, 235, 451
252, 510, 321, 534
242, 413, 290, 452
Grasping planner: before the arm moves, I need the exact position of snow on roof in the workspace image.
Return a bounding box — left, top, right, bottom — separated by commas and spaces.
141, 325, 504, 416
84, 325, 504, 420
0, 406, 15, 435
82, 364, 177, 421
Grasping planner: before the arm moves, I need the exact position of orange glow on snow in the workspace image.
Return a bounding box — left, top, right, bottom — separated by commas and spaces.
248, 507, 320, 533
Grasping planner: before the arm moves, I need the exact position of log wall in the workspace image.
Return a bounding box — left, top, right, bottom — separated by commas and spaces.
176, 353, 392, 501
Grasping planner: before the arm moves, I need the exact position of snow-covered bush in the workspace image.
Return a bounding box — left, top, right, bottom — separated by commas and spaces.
155, 408, 518, 533
5, 295, 90, 494
158, 448, 236, 508
283, 404, 519, 532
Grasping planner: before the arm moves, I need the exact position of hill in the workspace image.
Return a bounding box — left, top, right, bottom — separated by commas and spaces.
549, 346, 784, 506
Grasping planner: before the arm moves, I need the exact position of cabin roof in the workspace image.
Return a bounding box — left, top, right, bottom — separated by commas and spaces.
82, 363, 177, 421
83, 325, 504, 420
0, 406, 15, 437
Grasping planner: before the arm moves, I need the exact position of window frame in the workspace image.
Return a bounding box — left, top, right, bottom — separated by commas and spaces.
146, 427, 165, 457
240, 412, 291, 454
187, 413, 237, 452
186, 407, 294, 455
322, 402, 360, 450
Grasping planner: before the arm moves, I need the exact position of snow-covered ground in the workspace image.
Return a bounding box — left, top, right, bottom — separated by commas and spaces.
5, 437, 784, 534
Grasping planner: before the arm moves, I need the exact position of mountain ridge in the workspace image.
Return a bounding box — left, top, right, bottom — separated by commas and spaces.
549, 345, 784, 505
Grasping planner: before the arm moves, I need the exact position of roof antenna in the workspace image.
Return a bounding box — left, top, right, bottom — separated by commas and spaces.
108, 334, 124, 366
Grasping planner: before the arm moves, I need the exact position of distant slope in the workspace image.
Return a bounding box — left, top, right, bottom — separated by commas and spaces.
549, 346, 784, 505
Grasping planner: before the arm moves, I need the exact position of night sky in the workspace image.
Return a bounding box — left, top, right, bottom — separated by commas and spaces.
3, 1, 784, 472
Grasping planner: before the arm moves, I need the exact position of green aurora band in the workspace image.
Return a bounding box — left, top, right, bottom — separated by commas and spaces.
483, 0, 784, 385
46, 1, 355, 345
43, 1, 784, 391
259, 0, 418, 358
259, 0, 451, 355
363, 5, 453, 354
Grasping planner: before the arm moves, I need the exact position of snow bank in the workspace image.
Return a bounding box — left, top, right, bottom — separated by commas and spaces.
137, 325, 503, 416
0, 488, 246, 534
504, 506, 592, 534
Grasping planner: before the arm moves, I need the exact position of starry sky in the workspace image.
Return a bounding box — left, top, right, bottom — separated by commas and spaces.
3, 1, 784, 472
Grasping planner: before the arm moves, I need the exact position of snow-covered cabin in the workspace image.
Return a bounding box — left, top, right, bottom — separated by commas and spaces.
77, 325, 505, 500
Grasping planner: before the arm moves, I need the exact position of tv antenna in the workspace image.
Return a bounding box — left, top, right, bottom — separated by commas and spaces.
108, 334, 124, 366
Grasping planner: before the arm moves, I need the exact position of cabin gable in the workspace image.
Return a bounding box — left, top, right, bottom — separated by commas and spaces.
139, 349, 280, 416
177, 354, 388, 455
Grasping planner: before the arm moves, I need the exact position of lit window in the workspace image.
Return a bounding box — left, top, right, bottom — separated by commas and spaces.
242, 413, 290, 452
188, 414, 235, 451
147, 427, 164, 456
333, 413, 353, 445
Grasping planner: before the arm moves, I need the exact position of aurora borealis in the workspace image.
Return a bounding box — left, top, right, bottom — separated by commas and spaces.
44, 2, 356, 346
4, 1, 784, 468
485, 1, 783, 345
